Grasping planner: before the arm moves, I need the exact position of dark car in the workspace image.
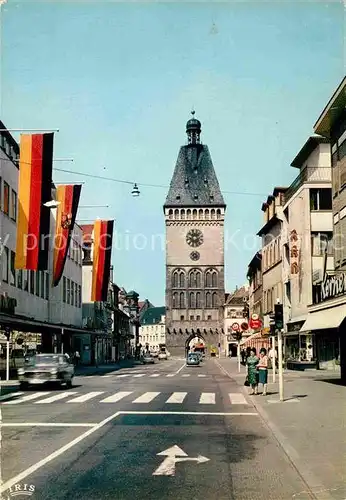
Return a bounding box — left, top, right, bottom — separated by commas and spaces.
186, 353, 200, 366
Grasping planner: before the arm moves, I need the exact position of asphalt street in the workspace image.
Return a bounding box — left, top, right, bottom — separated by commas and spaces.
1, 357, 313, 500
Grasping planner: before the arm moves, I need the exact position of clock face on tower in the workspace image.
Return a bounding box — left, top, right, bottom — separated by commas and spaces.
186, 229, 203, 247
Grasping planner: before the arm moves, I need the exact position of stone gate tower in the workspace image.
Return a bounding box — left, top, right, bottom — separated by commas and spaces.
164, 113, 226, 357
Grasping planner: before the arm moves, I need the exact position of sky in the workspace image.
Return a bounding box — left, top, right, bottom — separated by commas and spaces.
1, 1, 345, 305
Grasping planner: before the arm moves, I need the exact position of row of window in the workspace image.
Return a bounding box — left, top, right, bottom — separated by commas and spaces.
172, 291, 219, 309
172, 269, 218, 288
67, 238, 83, 267
141, 325, 165, 332
2, 246, 50, 299
168, 208, 222, 220
262, 237, 281, 272
62, 277, 82, 308
140, 335, 165, 343
1, 133, 19, 161
1, 246, 81, 308
263, 283, 282, 315
0, 177, 17, 221
177, 314, 213, 321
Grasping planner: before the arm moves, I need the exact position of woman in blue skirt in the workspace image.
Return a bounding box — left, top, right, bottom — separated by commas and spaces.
257, 348, 268, 395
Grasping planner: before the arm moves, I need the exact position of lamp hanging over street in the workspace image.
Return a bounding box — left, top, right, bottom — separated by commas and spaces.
131, 183, 140, 197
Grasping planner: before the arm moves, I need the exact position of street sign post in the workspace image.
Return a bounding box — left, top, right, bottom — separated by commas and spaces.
4, 326, 11, 381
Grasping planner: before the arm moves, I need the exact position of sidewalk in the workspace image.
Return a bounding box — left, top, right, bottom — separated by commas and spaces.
218, 357, 346, 500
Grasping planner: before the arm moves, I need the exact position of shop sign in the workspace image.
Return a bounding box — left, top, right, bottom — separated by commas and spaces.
0, 294, 17, 315
321, 271, 346, 301
290, 229, 299, 275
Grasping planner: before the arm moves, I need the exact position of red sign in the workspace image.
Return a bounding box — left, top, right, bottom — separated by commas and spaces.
231, 322, 240, 331
241, 322, 249, 331
249, 314, 262, 330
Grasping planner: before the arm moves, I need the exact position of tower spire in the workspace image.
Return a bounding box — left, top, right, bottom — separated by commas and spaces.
186, 111, 201, 145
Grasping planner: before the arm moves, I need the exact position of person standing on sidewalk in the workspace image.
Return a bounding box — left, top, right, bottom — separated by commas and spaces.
246, 348, 259, 395
258, 348, 268, 396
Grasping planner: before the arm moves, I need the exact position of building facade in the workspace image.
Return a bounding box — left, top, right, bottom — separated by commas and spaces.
298, 77, 346, 380
282, 136, 333, 364
164, 115, 226, 356
0, 122, 85, 360
224, 286, 249, 356
139, 306, 166, 352
258, 188, 287, 330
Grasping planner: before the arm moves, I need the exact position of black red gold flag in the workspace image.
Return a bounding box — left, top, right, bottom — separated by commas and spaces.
52, 184, 82, 287
15, 133, 54, 270
91, 220, 114, 302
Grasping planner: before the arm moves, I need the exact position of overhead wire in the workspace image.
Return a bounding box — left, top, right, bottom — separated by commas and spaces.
53, 167, 267, 197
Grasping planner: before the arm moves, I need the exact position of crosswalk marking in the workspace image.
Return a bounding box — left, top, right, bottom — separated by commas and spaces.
132, 392, 160, 403
181, 374, 190, 377
198, 374, 206, 378
133, 374, 145, 378
100, 391, 132, 403
165, 392, 187, 404
150, 374, 160, 377
229, 393, 247, 405
115, 374, 130, 378
166, 374, 175, 377
35, 392, 78, 404
199, 393, 215, 404
102, 375, 112, 378
3, 390, 249, 406
68, 392, 105, 403
3, 392, 51, 405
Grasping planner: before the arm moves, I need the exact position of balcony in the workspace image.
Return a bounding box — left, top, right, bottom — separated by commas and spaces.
284, 167, 331, 204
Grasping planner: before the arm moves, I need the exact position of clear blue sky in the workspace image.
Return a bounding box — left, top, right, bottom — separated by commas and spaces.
1, 1, 344, 305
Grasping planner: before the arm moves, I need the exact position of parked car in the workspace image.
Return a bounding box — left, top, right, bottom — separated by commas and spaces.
17, 353, 74, 389
143, 354, 155, 364
158, 352, 167, 360
186, 353, 200, 366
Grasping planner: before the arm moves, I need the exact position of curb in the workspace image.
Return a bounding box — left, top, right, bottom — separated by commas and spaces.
215, 360, 334, 500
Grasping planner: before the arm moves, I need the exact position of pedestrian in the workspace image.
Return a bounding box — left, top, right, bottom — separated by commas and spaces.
257, 348, 268, 396
246, 348, 259, 395
74, 350, 80, 366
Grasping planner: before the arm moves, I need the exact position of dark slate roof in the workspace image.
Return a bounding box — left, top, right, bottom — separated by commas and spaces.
141, 306, 166, 326
164, 144, 226, 208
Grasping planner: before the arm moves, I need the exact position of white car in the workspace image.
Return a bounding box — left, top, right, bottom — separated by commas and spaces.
158, 352, 167, 360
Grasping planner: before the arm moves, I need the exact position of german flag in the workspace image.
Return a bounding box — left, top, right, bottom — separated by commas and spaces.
15, 133, 54, 270
52, 184, 82, 287
91, 220, 114, 302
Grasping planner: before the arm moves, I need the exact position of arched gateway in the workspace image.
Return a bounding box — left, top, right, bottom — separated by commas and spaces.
164, 114, 226, 357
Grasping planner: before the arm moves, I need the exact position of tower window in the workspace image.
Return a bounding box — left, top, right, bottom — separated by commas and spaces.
176, 195, 181, 200
194, 194, 198, 200
180, 315, 185, 321
210, 195, 214, 201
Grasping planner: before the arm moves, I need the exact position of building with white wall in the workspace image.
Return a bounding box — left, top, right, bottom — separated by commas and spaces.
257, 188, 287, 331
139, 306, 166, 352
281, 136, 333, 364
224, 286, 250, 355
0, 122, 85, 358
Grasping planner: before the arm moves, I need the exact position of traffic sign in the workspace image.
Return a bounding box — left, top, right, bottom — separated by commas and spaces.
240, 322, 248, 331
249, 314, 262, 330
231, 323, 240, 332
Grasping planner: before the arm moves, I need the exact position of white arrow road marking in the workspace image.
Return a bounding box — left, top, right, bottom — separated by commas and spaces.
157, 446, 187, 457
152, 445, 210, 476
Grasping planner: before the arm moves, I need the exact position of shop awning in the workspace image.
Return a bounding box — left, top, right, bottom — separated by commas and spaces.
300, 305, 346, 332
